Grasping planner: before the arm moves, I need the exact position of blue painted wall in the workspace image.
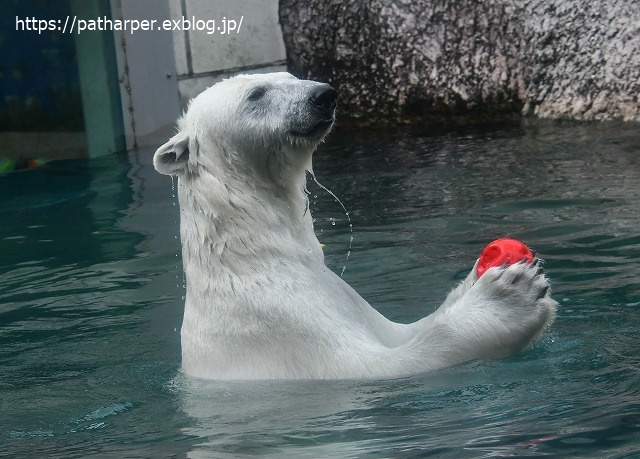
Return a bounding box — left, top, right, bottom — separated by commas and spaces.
1, 0, 84, 131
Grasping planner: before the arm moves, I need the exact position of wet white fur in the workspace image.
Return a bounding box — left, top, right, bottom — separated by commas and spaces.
154, 72, 557, 380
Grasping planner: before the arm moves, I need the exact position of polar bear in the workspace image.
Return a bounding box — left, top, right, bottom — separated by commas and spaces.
154, 72, 557, 380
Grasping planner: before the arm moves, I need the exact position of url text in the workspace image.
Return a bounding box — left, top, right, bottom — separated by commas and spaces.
16, 15, 244, 35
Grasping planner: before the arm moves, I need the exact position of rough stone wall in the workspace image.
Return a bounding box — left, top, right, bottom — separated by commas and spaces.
279, 0, 639, 123
522, 0, 639, 120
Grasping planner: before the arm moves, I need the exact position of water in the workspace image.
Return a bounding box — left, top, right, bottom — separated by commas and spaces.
1, 121, 639, 458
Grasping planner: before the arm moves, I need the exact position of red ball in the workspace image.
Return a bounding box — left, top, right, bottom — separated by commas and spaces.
476, 238, 534, 277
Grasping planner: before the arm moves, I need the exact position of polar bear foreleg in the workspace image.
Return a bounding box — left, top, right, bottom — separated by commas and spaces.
406, 259, 557, 369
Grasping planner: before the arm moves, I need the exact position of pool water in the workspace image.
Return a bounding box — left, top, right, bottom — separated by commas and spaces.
1, 121, 639, 457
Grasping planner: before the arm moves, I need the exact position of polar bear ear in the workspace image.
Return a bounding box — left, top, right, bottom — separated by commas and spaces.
153, 131, 191, 176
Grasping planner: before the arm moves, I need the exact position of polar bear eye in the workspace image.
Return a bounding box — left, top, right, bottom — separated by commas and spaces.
247, 86, 268, 102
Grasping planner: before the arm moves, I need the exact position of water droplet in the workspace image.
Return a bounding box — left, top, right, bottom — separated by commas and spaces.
309, 172, 355, 277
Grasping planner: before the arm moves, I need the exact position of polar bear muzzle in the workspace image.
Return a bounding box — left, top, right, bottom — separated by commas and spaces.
289, 83, 337, 139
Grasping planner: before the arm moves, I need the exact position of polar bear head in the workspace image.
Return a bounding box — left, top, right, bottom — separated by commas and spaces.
153, 72, 337, 189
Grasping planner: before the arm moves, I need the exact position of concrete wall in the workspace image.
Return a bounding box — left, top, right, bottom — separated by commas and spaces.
168, 0, 286, 107
1, 0, 285, 162
108, 0, 285, 150
110, 0, 181, 150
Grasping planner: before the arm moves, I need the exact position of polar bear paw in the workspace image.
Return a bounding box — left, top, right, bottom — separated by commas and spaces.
471, 259, 556, 351
435, 258, 557, 362
478, 259, 551, 307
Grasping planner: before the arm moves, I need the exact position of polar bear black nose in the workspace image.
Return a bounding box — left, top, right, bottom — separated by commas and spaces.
309, 84, 337, 112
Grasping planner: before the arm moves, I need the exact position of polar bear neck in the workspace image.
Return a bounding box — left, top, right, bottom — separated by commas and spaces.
177, 168, 324, 282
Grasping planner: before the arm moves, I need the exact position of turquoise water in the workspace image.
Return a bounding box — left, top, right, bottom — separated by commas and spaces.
1, 122, 639, 457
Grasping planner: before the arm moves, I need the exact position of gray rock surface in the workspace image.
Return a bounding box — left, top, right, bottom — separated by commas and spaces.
279, 0, 639, 124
